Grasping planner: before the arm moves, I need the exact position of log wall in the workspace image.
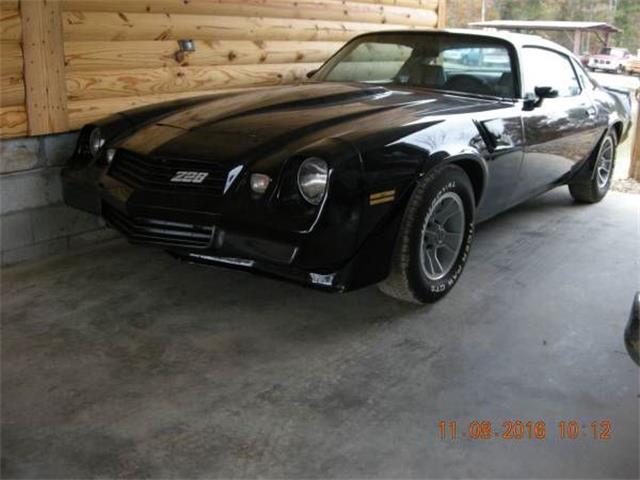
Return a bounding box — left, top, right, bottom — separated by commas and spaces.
0, 1, 26, 137
0, 0, 444, 139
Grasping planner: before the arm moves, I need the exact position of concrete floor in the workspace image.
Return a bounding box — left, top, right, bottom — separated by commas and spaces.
1, 188, 639, 478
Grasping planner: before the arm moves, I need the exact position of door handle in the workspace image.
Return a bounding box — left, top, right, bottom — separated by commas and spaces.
584, 107, 597, 118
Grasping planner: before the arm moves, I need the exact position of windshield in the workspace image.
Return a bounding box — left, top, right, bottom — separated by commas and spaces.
314, 33, 516, 98
600, 47, 626, 57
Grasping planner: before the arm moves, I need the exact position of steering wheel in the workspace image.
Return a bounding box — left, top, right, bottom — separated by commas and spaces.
443, 75, 493, 95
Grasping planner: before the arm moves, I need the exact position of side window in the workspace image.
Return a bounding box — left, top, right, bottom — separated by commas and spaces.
572, 59, 597, 90
440, 46, 515, 97
521, 47, 581, 97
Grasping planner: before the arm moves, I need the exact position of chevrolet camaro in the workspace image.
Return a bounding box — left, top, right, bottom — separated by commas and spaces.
62, 30, 631, 303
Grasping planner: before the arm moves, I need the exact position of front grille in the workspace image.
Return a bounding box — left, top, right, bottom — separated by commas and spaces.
103, 204, 214, 248
108, 149, 228, 195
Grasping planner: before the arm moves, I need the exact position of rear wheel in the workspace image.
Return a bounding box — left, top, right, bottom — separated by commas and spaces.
569, 131, 616, 203
379, 164, 475, 304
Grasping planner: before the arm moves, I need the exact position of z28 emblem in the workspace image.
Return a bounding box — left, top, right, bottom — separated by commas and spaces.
170, 171, 209, 183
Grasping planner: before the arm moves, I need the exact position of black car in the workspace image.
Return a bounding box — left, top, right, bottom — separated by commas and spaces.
62, 30, 631, 303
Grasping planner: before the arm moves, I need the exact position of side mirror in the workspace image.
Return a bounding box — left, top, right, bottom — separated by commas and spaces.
523, 86, 559, 110
535, 86, 559, 99
306, 69, 318, 79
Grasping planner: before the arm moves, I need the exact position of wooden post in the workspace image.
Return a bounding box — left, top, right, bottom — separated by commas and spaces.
573, 30, 581, 55
630, 89, 640, 181
20, 0, 69, 135
437, 0, 446, 29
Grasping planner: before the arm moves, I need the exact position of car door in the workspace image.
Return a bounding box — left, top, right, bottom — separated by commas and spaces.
571, 57, 611, 138
515, 46, 602, 200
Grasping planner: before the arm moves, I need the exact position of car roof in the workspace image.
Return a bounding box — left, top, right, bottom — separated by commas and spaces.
355, 28, 577, 58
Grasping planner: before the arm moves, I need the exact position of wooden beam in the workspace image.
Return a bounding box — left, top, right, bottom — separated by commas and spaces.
62, 12, 429, 42
21, 0, 69, 135
437, 0, 446, 28
64, 40, 341, 72
0, 42, 24, 76
593, 31, 606, 46
61, 0, 441, 11
573, 30, 581, 55
347, 0, 439, 7
0, 6, 22, 42
0, 1, 19, 11
0, 105, 27, 138
66, 63, 321, 101
0, 73, 24, 106
61, 0, 439, 27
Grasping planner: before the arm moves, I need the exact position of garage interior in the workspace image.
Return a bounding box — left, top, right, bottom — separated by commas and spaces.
1, 0, 639, 478
3, 188, 639, 477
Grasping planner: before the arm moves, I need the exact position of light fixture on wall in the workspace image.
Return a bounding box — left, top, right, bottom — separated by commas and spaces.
175, 39, 196, 63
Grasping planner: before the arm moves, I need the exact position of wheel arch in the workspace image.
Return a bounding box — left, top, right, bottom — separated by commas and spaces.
422, 154, 487, 208
569, 124, 617, 190
610, 121, 623, 145
343, 153, 486, 291
449, 156, 486, 207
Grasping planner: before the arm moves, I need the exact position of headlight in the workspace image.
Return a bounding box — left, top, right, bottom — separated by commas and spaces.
250, 173, 271, 194
106, 148, 116, 164
297, 157, 328, 205
88, 127, 105, 156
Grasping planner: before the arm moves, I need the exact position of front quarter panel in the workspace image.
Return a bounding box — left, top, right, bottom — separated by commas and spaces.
350, 102, 525, 240
335, 102, 525, 288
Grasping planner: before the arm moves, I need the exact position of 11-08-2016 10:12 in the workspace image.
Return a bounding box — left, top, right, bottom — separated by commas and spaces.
438, 420, 612, 441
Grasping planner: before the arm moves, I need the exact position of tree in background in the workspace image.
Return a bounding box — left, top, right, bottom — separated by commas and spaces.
446, 0, 639, 54
614, 0, 640, 55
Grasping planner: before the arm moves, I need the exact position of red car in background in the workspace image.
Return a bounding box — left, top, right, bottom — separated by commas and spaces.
587, 47, 632, 74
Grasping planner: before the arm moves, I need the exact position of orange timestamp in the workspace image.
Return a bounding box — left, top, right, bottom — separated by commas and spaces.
438, 420, 611, 441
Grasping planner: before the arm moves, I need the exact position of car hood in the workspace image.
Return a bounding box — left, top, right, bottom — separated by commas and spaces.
118, 82, 498, 165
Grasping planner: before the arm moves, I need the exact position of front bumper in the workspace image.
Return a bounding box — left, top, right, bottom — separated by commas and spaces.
101, 196, 344, 290
588, 62, 618, 71
101, 201, 298, 265
170, 250, 345, 291
61, 154, 397, 292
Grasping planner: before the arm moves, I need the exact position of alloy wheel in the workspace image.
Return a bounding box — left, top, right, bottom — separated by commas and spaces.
596, 136, 614, 189
419, 192, 465, 281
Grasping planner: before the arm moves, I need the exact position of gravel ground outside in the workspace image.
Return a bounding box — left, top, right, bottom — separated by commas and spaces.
612, 177, 640, 194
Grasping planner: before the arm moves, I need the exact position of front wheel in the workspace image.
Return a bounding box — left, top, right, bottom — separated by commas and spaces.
379, 164, 475, 304
569, 131, 616, 203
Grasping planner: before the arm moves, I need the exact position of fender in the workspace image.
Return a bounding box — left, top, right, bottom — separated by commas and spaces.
604, 87, 632, 143
343, 150, 487, 290
568, 127, 609, 186
420, 151, 488, 213
609, 117, 629, 144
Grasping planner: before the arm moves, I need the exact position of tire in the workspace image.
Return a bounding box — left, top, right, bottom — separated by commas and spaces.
379, 164, 475, 304
569, 130, 616, 203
